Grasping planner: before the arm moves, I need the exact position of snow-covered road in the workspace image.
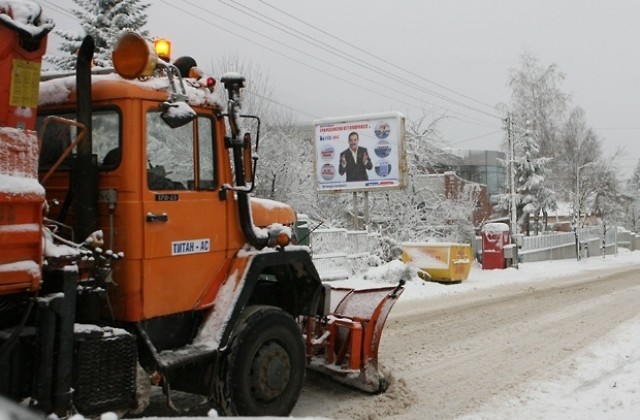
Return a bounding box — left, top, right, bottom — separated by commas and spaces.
291, 252, 640, 419
132, 251, 640, 419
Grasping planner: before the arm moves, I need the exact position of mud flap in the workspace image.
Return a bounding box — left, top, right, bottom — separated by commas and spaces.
305, 282, 404, 393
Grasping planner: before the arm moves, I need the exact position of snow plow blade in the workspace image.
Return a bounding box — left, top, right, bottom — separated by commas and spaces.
305, 282, 404, 393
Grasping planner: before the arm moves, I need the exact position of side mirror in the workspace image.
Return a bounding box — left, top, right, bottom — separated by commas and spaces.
160, 101, 196, 128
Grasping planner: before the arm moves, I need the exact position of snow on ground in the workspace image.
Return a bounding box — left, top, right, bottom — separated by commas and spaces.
51, 250, 640, 420
130, 250, 639, 419
459, 319, 640, 420
333, 248, 640, 304
326, 249, 640, 420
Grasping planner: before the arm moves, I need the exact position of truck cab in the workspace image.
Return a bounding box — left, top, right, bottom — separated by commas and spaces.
39, 74, 243, 322
32, 33, 325, 415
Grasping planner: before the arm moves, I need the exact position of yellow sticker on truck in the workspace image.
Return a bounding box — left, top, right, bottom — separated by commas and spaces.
10, 59, 41, 108
172, 238, 210, 255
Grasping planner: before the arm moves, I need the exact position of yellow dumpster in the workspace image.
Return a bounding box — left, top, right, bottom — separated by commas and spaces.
401, 242, 473, 283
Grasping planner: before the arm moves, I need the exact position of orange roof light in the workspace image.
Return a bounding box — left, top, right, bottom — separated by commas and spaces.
154, 38, 171, 62
112, 32, 158, 79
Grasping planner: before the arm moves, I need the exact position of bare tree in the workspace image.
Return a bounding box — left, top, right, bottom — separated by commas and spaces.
405, 109, 448, 174
557, 107, 602, 197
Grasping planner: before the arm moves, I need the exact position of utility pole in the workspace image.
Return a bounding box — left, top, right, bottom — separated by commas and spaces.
575, 162, 596, 260
574, 163, 580, 260
506, 113, 518, 238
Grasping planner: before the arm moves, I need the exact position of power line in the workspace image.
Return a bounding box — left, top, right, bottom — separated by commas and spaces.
159, 1, 430, 114
450, 130, 503, 146
245, 89, 318, 120
168, 0, 501, 130
40, 0, 498, 134
40, 0, 76, 20
218, 0, 501, 121
43, 0, 502, 131
43, 0, 505, 139
255, 0, 498, 113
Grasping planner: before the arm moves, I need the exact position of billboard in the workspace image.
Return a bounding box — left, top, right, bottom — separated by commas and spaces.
313, 112, 406, 193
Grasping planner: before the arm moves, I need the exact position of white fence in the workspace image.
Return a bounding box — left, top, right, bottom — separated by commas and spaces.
472, 226, 637, 263
518, 226, 618, 262
310, 228, 374, 255
311, 226, 639, 280
310, 228, 379, 280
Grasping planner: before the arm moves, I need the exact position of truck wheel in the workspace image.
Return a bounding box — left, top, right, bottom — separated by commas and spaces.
213, 305, 305, 416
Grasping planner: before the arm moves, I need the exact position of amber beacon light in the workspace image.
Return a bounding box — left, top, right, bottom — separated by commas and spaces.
112, 32, 159, 79
154, 38, 172, 62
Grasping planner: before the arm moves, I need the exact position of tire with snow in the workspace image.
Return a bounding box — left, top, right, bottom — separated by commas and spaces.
211, 305, 306, 416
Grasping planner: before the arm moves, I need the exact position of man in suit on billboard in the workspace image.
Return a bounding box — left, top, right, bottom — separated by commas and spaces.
339, 131, 373, 182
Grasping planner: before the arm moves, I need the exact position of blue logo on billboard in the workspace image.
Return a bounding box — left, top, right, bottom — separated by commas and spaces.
375, 161, 391, 177
374, 121, 391, 139
319, 135, 333, 141
374, 140, 391, 158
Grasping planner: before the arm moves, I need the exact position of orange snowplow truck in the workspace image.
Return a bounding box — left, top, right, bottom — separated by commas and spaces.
0, 3, 403, 417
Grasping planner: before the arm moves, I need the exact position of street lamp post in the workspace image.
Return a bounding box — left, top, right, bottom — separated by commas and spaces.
574, 162, 596, 260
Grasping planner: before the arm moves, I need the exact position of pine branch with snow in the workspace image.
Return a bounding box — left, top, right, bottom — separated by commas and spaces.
45, 0, 150, 70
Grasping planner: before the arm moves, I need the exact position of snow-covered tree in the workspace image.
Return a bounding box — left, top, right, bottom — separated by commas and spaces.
497, 53, 571, 234
591, 162, 624, 227
516, 130, 555, 235
507, 52, 569, 159
370, 173, 480, 248
495, 125, 555, 235
367, 113, 479, 248
557, 107, 602, 200
404, 110, 447, 174
252, 123, 317, 216
626, 159, 640, 231
47, 0, 150, 70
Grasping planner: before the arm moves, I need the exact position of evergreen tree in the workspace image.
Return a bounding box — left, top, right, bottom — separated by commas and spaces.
497, 53, 569, 235
514, 129, 555, 235
47, 0, 150, 70
625, 159, 640, 231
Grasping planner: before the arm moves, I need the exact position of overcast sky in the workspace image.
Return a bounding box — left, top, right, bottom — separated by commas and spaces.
41, 0, 640, 178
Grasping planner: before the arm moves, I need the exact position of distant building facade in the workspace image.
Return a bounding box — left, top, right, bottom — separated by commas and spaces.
444, 149, 506, 205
